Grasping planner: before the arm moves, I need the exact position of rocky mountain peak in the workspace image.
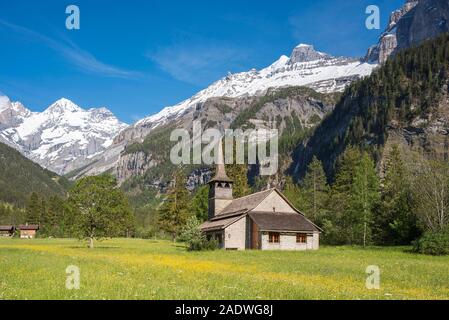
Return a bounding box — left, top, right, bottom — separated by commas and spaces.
289, 44, 329, 64
0, 95, 11, 112
0, 96, 128, 175
89, 107, 117, 119
45, 98, 83, 114
0, 96, 33, 130
0, 96, 32, 115
10, 101, 32, 116
364, 0, 448, 64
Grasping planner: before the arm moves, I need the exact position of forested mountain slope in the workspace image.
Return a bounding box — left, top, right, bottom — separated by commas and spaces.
0, 142, 68, 207
294, 34, 449, 180
118, 86, 340, 202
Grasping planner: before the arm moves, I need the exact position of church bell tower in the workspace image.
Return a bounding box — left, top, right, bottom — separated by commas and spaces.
208, 141, 233, 219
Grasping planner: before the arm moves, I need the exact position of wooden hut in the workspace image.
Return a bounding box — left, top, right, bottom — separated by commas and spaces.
18, 224, 39, 239
0, 225, 15, 238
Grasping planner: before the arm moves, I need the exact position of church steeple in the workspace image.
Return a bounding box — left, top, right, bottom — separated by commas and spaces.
210, 139, 232, 183
208, 140, 233, 219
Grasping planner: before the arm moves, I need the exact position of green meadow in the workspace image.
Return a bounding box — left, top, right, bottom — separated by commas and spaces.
0, 238, 448, 300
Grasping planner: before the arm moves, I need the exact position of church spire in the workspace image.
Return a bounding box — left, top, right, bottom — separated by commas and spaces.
210, 139, 232, 183
208, 139, 233, 219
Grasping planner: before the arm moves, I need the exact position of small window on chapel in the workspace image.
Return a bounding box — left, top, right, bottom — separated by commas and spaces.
296, 233, 307, 244
269, 232, 280, 243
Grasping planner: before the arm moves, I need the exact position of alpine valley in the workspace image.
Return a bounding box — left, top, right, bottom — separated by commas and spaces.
68, 42, 375, 186
1, 0, 448, 208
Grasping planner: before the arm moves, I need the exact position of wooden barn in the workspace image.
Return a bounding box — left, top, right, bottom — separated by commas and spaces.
0, 225, 15, 238
18, 224, 39, 239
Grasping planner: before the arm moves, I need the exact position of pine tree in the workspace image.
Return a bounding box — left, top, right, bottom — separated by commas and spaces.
158, 168, 190, 241
224, 138, 251, 198
41, 196, 66, 238
189, 185, 209, 222
283, 176, 303, 210
327, 147, 363, 244
351, 152, 380, 247
325, 147, 379, 245
375, 145, 419, 244
26, 192, 41, 224
299, 156, 330, 224
226, 163, 251, 198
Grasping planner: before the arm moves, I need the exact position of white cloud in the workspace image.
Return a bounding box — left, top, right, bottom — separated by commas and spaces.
148, 40, 250, 86
0, 20, 141, 79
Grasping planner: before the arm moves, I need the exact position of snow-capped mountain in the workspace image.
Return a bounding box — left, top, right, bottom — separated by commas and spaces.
72, 44, 377, 179
0, 96, 33, 130
0, 97, 128, 175
136, 44, 376, 129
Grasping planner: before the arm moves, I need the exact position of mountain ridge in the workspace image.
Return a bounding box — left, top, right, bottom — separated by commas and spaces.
295, 33, 449, 181
0, 96, 128, 175
71, 43, 375, 180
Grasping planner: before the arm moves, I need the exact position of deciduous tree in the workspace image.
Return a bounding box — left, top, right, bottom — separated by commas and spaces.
68, 175, 134, 249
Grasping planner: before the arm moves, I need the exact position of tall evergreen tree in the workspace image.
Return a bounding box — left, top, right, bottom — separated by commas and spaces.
40, 196, 66, 237
299, 156, 330, 224
324, 148, 380, 245
375, 145, 420, 244
226, 163, 251, 198
351, 152, 380, 246
189, 185, 209, 222
283, 176, 303, 211
158, 168, 190, 241
26, 192, 41, 224
224, 138, 251, 198
325, 147, 362, 244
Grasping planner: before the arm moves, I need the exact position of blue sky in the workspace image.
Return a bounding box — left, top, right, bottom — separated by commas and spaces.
0, 0, 404, 123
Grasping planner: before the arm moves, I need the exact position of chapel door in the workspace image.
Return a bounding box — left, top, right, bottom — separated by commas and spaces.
251, 220, 260, 249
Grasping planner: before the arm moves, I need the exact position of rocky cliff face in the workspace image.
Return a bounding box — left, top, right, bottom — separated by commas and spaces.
0, 96, 32, 130
116, 151, 157, 183
366, 0, 449, 64
396, 0, 449, 51
72, 87, 338, 189
378, 91, 449, 179
365, 0, 419, 64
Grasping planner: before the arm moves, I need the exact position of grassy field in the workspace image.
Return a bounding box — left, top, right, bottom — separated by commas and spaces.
0, 238, 448, 300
